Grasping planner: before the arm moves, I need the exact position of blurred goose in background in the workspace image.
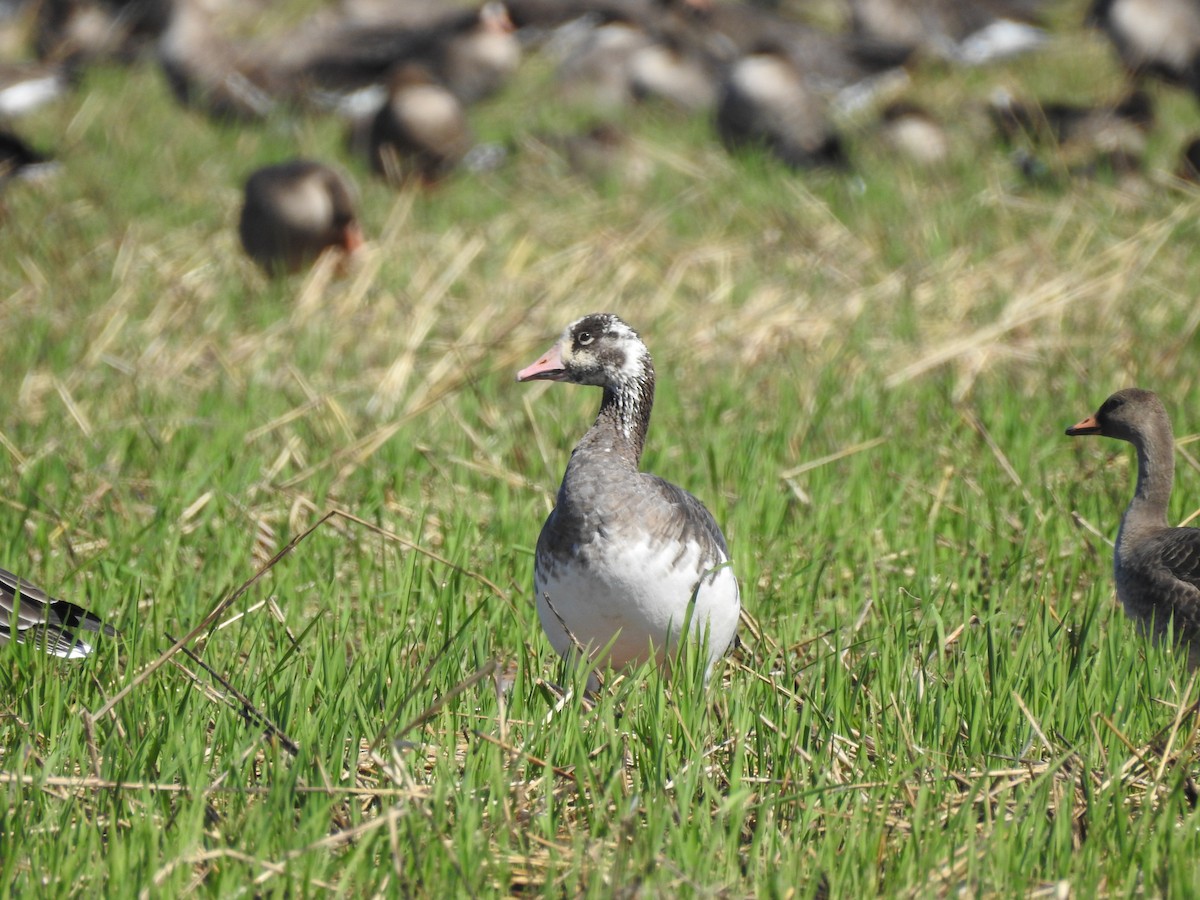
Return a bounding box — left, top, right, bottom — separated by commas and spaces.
238, 160, 363, 275
0, 566, 117, 659
1178, 135, 1200, 181
34, 0, 170, 68
990, 88, 1153, 178
878, 100, 950, 166
0, 126, 53, 182
661, 0, 913, 97
1088, 0, 1200, 98
1067, 388, 1200, 668
715, 47, 845, 169
436, 2, 520, 103
627, 31, 719, 110
300, 2, 520, 105
553, 12, 656, 108
525, 120, 653, 184
0, 60, 71, 117
849, 0, 1048, 65
991, 88, 1154, 144
366, 63, 472, 184
505, 0, 663, 33
157, 0, 283, 121
517, 313, 740, 688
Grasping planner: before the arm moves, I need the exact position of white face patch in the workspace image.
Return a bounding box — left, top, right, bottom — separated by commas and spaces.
559, 315, 647, 385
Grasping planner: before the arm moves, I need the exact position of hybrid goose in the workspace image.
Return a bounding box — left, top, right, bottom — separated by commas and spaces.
1067, 388, 1200, 667
0, 566, 116, 658
238, 160, 364, 275
517, 313, 740, 687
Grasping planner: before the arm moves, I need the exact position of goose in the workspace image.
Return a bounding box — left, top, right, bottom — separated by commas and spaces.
1088, 0, 1200, 98
990, 90, 1154, 150
0, 128, 53, 183
990, 89, 1153, 178
849, 0, 1048, 65
367, 64, 472, 185
1178, 135, 1200, 181
157, 0, 285, 122
517, 313, 740, 687
0, 566, 116, 658
879, 100, 949, 167
238, 160, 364, 275
715, 48, 846, 169
1066, 388, 1200, 667
0, 61, 70, 119
298, 2, 520, 105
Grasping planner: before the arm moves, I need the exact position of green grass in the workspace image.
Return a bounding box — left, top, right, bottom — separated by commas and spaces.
3, 1, 1200, 895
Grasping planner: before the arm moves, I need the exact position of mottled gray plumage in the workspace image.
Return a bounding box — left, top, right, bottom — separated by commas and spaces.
0, 567, 116, 659
518, 313, 740, 684
1067, 388, 1200, 667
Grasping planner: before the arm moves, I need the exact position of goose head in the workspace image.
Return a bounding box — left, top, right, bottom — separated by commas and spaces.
1066, 387, 1166, 445
516, 313, 650, 390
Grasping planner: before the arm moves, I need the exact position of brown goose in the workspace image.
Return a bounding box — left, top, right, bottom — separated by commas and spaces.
157, 0, 283, 122
517, 313, 740, 687
879, 101, 950, 167
298, 2, 520, 105
715, 48, 845, 169
368, 64, 472, 184
1067, 388, 1200, 667
1088, 0, 1200, 98
0, 566, 116, 658
238, 160, 364, 275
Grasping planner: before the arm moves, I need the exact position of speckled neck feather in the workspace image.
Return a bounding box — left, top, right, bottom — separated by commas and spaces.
576, 355, 656, 467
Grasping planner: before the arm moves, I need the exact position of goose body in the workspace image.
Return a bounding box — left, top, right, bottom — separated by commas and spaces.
1089, 0, 1200, 95
0, 566, 116, 659
1067, 388, 1200, 667
715, 50, 845, 169
238, 160, 363, 274
518, 313, 739, 684
368, 64, 472, 184
879, 101, 950, 166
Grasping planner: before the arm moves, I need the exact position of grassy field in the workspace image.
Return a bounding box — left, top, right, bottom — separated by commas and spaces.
4, 1, 1200, 895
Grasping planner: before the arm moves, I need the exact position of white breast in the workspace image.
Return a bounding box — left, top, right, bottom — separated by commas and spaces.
535, 535, 740, 680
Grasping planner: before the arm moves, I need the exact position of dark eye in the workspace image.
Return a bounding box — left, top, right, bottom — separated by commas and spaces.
577, 331, 593, 346
1102, 396, 1125, 414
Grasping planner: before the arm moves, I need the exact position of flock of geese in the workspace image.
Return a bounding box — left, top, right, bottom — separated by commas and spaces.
2, 0, 1200, 682
1, 0, 1200, 270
